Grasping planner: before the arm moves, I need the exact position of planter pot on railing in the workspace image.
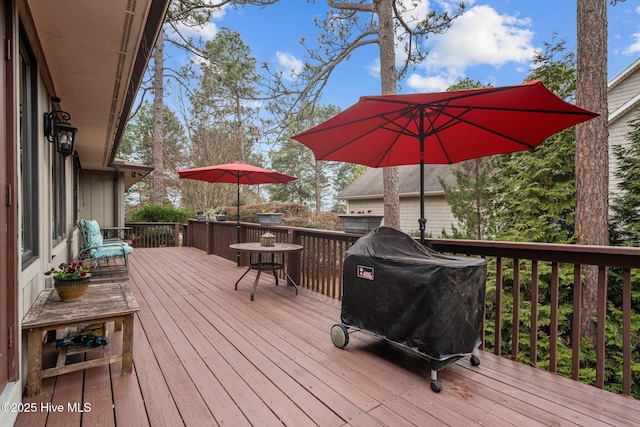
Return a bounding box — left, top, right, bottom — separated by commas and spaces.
215, 215, 227, 222
338, 215, 383, 234
257, 213, 283, 226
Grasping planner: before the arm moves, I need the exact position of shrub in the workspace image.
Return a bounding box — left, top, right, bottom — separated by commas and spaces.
130, 204, 191, 223
232, 202, 342, 230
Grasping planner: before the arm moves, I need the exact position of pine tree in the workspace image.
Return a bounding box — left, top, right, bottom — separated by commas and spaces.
491, 40, 578, 244
439, 78, 494, 240
440, 158, 494, 240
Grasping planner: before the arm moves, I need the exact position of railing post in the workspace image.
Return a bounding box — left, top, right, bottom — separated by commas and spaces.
206, 221, 214, 255
572, 264, 582, 381
511, 259, 520, 361
182, 223, 189, 247
186, 221, 193, 247
550, 262, 559, 373
622, 268, 632, 395
287, 229, 301, 288
495, 257, 502, 356
595, 265, 607, 389
530, 260, 539, 367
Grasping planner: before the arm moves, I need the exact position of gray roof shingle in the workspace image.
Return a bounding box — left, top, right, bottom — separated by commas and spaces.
338, 164, 457, 199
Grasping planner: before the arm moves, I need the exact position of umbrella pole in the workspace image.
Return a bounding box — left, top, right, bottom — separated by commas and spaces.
419, 157, 426, 245
236, 176, 241, 266
419, 109, 426, 245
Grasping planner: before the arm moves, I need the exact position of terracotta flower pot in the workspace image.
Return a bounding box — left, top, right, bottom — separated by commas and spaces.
53, 275, 91, 302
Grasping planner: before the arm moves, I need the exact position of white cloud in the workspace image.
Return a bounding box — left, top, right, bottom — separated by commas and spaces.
167, 3, 228, 41
406, 73, 456, 92
165, 5, 230, 70
623, 7, 640, 54
406, 5, 537, 91
623, 34, 640, 54
174, 21, 220, 40
276, 51, 304, 81
433, 0, 476, 15
366, 58, 380, 78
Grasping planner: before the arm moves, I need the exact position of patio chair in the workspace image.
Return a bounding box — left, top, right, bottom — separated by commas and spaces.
75, 219, 133, 282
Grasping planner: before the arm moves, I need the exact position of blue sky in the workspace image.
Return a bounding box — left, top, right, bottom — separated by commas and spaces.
169, 0, 640, 111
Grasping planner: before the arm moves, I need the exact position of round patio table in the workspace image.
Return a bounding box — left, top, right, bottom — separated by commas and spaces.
229, 242, 303, 301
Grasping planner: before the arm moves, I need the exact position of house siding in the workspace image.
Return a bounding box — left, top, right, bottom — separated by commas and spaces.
78, 170, 117, 226
608, 59, 640, 206
346, 194, 457, 238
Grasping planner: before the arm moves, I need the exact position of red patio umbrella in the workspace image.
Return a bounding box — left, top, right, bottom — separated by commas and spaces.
291, 80, 598, 243
177, 162, 297, 264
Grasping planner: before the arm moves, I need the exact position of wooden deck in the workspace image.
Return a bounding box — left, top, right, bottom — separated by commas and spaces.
16, 247, 640, 426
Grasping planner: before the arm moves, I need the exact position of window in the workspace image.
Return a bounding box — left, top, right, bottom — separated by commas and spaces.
19, 33, 38, 267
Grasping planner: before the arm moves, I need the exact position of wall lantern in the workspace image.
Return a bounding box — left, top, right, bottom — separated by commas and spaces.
44, 110, 78, 157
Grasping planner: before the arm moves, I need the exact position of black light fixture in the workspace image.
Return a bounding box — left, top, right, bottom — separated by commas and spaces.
44, 110, 78, 157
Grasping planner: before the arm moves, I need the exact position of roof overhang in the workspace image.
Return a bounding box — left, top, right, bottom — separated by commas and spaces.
338, 191, 445, 201
25, 0, 169, 171
112, 158, 154, 190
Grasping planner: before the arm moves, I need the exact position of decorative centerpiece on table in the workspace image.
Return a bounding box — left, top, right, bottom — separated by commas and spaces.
257, 208, 283, 226
45, 261, 92, 302
260, 232, 275, 247
338, 210, 384, 234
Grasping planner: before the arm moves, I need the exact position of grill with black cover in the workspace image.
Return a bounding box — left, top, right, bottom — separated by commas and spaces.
331, 227, 487, 392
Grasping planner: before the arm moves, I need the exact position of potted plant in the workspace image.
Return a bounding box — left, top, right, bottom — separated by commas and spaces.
195, 210, 206, 220
257, 208, 284, 226
338, 210, 383, 234
213, 208, 228, 221
45, 261, 92, 302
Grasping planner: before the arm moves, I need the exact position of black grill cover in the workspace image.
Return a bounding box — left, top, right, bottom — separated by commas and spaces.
342, 227, 487, 361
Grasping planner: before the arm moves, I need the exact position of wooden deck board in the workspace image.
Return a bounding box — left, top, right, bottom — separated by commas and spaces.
108, 326, 149, 427
15, 246, 640, 426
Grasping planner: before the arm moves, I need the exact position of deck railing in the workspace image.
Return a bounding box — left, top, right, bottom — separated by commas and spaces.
123, 222, 181, 248
178, 219, 639, 397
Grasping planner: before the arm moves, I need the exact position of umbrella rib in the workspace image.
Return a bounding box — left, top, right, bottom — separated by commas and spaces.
359, 82, 543, 107
296, 105, 414, 137
420, 105, 456, 163
317, 126, 385, 164
427, 106, 539, 149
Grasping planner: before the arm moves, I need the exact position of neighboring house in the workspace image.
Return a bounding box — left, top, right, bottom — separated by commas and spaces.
0, 1, 169, 423
608, 57, 640, 205
338, 164, 458, 237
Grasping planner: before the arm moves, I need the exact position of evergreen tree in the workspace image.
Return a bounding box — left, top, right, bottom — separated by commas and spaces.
440, 157, 494, 240
269, 104, 361, 212
439, 78, 494, 240
330, 163, 366, 212
491, 40, 578, 244
189, 28, 261, 163
268, 140, 316, 205
179, 29, 265, 213
119, 102, 185, 207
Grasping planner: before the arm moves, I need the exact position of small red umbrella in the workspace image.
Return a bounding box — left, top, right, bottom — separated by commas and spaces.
292, 80, 598, 243
177, 162, 297, 264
